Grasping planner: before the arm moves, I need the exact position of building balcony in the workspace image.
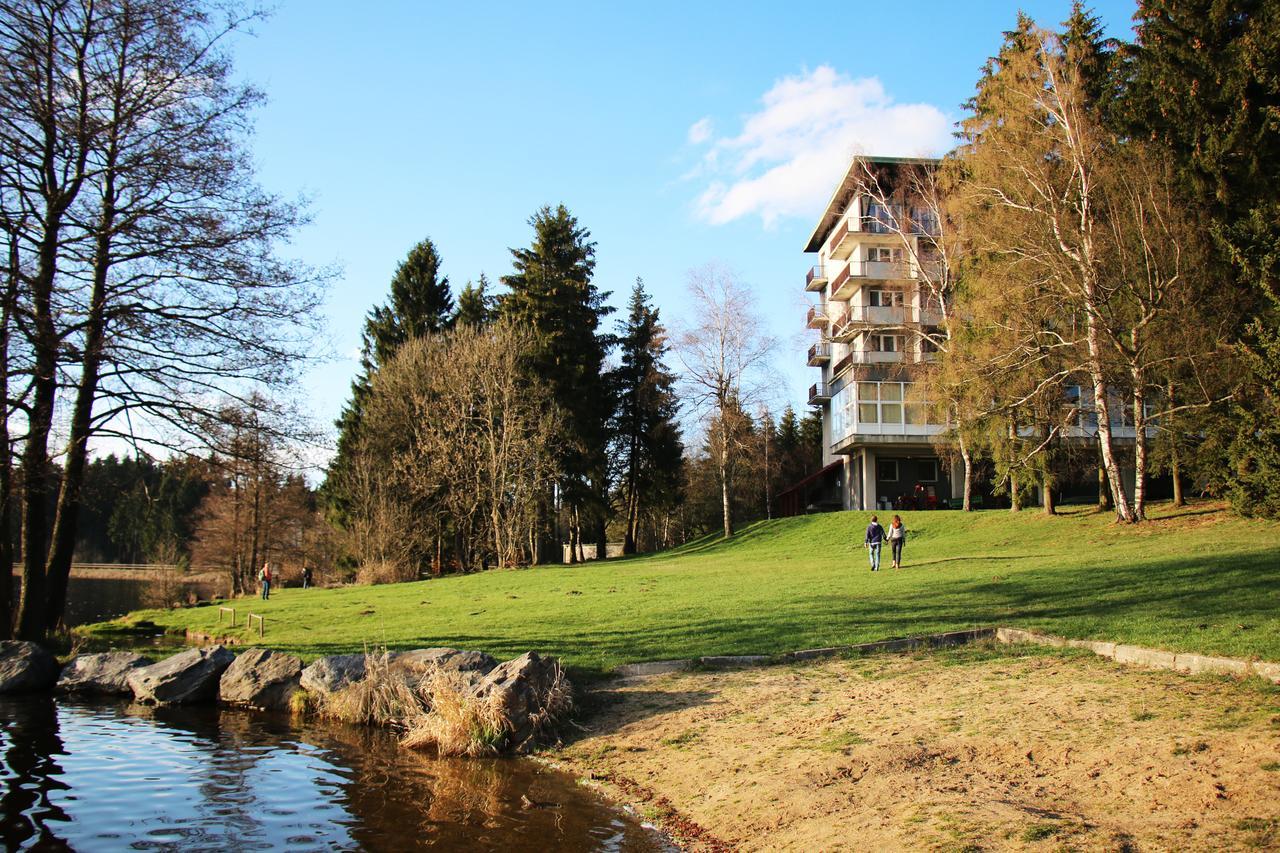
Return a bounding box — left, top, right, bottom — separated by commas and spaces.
807, 342, 831, 366
829, 263, 853, 300
858, 260, 915, 281
805, 264, 828, 291
826, 216, 858, 259
829, 305, 913, 340
808, 382, 832, 405
806, 303, 830, 329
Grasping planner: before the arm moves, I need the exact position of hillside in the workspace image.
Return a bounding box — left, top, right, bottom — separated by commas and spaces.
86, 502, 1280, 676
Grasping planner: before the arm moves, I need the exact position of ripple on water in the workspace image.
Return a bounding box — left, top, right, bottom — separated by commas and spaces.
0, 697, 665, 851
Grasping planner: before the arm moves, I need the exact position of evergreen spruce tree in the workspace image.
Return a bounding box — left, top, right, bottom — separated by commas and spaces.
798, 410, 824, 475
500, 205, 614, 560
610, 279, 683, 554
456, 273, 496, 327
324, 238, 455, 523
1128, 0, 1280, 515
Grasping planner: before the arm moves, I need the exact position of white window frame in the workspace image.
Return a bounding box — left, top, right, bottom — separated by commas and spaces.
877, 459, 899, 482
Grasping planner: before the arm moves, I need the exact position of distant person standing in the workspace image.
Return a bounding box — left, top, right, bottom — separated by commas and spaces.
888, 515, 907, 569
301, 564, 313, 589
259, 562, 272, 600
864, 515, 887, 571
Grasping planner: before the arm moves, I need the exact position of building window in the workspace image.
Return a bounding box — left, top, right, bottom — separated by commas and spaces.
911, 207, 939, 235
857, 381, 879, 423
918, 459, 939, 482
877, 459, 899, 482
863, 202, 902, 233
866, 246, 903, 264
868, 289, 904, 307
873, 334, 903, 352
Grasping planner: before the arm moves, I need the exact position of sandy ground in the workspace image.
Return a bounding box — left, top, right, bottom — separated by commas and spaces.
555, 645, 1280, 851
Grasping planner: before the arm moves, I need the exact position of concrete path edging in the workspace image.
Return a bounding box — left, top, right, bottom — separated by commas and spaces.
994, 627, 1280, 684
612, 626, 1280, 685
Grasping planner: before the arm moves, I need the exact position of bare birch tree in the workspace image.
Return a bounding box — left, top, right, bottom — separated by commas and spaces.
675, 265, 776, 538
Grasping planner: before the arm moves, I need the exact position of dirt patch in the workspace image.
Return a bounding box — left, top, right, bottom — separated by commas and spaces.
557, 644, 1280, 851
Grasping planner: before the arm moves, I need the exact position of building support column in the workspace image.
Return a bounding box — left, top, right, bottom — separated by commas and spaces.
861, 447, 876, 511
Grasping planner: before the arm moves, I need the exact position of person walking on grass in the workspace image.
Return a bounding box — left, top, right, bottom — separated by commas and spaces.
259, 562, 272, 600
888, 514, 907, 569
864, 515, 887, 571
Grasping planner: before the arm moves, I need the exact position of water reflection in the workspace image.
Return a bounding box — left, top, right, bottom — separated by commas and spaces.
0, 698, 661, 851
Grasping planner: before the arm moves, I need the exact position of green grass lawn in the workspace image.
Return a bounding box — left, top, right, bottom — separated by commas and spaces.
84, 501, 1280, 677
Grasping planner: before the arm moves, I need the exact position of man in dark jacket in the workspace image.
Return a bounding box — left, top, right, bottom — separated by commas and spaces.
864, 515, 887, 571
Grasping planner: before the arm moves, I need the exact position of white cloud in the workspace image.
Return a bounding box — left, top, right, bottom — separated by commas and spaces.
687, 116, 714, 145
691, 66, 951, 227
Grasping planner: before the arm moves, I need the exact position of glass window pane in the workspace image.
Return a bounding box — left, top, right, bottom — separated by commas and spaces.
881, 403, 903, 424
858, 403, 878, 423
858, 382, 878, 401
880, 383, 902, 401
905, 403, 926, 424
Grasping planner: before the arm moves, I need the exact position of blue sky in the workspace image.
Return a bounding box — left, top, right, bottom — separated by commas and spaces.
230, 0, 1140, 462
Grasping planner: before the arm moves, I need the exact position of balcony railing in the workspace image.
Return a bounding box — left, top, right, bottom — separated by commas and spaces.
849, 260, 914, 280
806, 303, 830, 329
808, 382, 832, 404
829, 304, 914, 340
805, 264, 828, 291
829, 263, 853, 299
826, 216, 857, 259
807, 342, 831, 366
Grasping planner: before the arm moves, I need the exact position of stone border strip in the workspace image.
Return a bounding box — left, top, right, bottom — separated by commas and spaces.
612, 626, 1280, 684
994, 627, 1280, 684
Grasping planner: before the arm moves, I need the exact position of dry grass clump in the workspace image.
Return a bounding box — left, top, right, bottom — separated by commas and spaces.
354, 560, 416, 585
400, 670, 508, 757
315, 648, 425, 729
527, 662, 573, 740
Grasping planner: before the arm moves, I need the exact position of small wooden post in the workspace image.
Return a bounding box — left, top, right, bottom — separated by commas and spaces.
218, 606, 236, 627
247, 613, 264, 638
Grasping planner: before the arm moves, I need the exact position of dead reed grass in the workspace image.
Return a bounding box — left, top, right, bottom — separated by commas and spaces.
400, 670, 508, 757
315, 648, 425, 729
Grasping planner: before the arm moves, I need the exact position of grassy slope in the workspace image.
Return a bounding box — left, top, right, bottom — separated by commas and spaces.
88, 502, 1280, 676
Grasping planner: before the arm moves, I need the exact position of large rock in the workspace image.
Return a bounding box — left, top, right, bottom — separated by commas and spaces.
472, 651, 572, 753
0, 641, 59, 694
219, 647, 303, 710
299, 653, 367, 697
57, 652, 152, 694
392, 647, 497, 679
127, 646, 235, 705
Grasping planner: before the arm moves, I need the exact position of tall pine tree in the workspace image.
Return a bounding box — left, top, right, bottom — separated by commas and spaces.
500, 205, 614, 560
610, 279, 683, 554
324, 238, 455, 522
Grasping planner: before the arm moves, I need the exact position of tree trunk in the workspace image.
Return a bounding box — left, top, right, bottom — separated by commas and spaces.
960, 434, 973, 512
1041, 425, 1056, 516
0, 238, 15, 638
43, 181, 117, 630
16, 222, 63, 640
1132, 377, 1148, 522
1010, 472, 1022, 513
1098, 459, 1111, 512
1167, 381, 1184, 508
719, 449, 734, 538
1086, 322, 1132, 521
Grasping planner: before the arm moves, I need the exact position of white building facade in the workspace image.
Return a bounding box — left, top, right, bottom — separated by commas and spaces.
803, 156, 961, 512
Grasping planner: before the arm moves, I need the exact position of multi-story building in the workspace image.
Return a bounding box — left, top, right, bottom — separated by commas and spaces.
799, 155, 959, 512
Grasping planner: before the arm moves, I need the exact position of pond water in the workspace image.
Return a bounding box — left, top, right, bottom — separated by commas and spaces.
0, 696, 664, 851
